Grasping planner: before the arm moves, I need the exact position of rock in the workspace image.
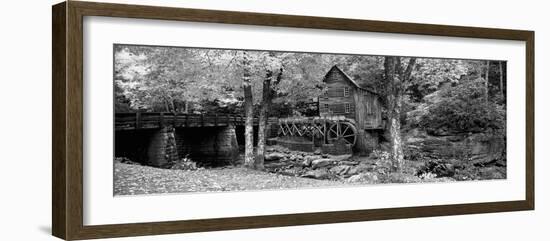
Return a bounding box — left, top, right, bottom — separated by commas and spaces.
376, 167, 391, 176
170, 160, 197, 170
314, 149, 322, 155
346, 173, 379, 183
338, 160, 358, 166
304, 155, 322, 162
264, 162, 289, 169
404, 128, 505, 162
347, 163, 373, 175
329, 165, 351, 175
301, 158, 312, 167
302, 169, 330, 179
278, 167, 303, 177
265, 152, 286, 162
346, 174, 361, 183
311, 158, 334, 169
428, 127, 453, 136
417, 160, 455, 178
321, 153, 329, 158
447, 135, 465, 142
288, 155, 298, 162
379, 142, 391, 153
478, 166, 506, 179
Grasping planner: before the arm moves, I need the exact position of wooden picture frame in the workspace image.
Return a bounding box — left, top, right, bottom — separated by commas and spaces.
52, 1, 534, 240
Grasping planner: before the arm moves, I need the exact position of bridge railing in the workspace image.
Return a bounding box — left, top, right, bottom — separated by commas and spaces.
115, 112, 277, 130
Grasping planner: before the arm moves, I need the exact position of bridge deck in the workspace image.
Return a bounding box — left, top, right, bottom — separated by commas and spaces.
115, 112, 277, 130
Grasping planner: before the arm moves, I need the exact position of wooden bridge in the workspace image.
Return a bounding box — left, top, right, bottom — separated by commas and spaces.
115, 112, 277, 131
115, 112, 278, 167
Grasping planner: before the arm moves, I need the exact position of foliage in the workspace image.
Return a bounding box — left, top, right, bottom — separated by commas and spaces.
114, 45, 338, 114
418, 78, 505, 134
371, 150, 391, 162
339, 55, 385, 93
114, 82, 133, 112
407, 59, 468, 102
115, 46, 213, 112
368, 151, 448, 183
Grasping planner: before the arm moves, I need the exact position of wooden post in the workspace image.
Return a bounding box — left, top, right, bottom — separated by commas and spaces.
136, 112, 141, 129
324, 119, 328, 145
159, 112, 164, 128
214, 114, 218, 126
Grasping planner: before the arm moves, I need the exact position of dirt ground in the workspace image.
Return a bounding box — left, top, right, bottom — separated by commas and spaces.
114, 162, 347, 195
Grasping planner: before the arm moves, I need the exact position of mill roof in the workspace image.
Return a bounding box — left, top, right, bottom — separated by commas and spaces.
322, 65, 378, 95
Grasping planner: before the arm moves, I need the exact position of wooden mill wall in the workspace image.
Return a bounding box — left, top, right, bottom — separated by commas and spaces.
356, 90, 383, 129
318, 68, 356, 119
318, 67, 383, 129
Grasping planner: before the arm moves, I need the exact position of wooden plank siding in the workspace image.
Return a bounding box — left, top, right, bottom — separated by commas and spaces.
318, 66, 383, 129
362, 92, 383, 128
319, 67, 355, 118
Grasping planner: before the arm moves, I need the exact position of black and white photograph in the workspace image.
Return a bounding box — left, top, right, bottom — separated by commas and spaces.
0, 0, 545, 240
113, 44, 507, 196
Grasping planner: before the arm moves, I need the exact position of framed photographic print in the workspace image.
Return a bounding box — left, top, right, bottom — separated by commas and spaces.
52, 1, 534, 240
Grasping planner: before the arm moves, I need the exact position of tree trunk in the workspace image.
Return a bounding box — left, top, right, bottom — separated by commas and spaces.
163, 98, 171, 113
384, 56, 403, 171
242, 52, 255, 169
478, 62, 483, 80
499, 61, 504, 98
384, 56, 416, 172
485, 60, 490, 102
184, 101, 189, 113
255, 70, 273, 170
170, 99, 177, 113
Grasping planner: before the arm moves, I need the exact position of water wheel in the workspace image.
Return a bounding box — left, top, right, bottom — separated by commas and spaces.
327, 121, 357, 146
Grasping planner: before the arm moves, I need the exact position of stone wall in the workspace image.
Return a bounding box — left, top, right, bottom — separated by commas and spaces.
147, 126, 179, 167
362, 130, 379, 153
321, 139, 352, 155
276, 138, 315, 152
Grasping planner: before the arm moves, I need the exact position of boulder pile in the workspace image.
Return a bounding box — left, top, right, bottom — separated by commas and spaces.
264, 146, 382, 183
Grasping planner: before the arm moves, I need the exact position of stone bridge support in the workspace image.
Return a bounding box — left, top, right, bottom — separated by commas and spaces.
147, 126, 179, 167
